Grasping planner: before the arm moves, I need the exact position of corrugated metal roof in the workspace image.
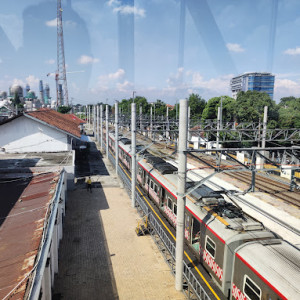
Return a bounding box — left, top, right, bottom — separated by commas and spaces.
0, 172, 60, 299
25, 109, 81, 138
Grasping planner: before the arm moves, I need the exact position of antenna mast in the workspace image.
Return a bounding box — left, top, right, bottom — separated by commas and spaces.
57, 0, 69, 106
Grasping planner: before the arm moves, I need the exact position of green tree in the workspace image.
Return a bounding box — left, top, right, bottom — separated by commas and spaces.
57, 105, 72, 114
277, 96, 300, 128
188, 93, 206, 119
12, 93, 21, 106
235, 91, 278, 124
153, 99, 166, 116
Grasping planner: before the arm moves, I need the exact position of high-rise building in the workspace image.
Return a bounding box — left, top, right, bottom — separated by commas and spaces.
230, 72, 275, 100
39, 80, 44, 102
44, 83, 50, 104
25, 84, 30, 97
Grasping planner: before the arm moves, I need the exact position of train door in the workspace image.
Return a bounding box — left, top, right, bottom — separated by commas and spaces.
191, 217, 201, 254
160, 187, 166, 207
142, 169, 146, 185
185, 213, 191, 242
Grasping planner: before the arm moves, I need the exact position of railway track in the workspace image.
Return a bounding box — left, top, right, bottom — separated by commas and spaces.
134, 133, 300, 209
227, 171, 300, 208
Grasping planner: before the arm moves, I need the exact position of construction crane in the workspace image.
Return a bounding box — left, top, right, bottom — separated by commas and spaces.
46, 70, 85, 107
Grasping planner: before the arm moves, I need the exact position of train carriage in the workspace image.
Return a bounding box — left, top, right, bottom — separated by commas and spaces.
231, 240, 300, 300
108, 132, 300, 299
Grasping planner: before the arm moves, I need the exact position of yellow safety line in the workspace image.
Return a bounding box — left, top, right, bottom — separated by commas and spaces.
116, 159, 221, 300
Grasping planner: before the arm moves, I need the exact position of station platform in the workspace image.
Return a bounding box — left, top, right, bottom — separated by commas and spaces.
53, 155, 185, 300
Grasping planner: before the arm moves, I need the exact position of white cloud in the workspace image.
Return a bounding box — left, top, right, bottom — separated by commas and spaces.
78, 55, 100, 64
91, 69, 126, 92
274, 78, 300, 99
45, 59, 55, 65
26, 75, 39, 90
107, 0, 120, 6
226, 43, 245, 53
45, 18, 57, 27
116, 80, 134, 92
113, 5, 145, 17
284, 47, 300, 55
166, 68, 184, 87
65, 20, 77, 27
12, 78, 25, 87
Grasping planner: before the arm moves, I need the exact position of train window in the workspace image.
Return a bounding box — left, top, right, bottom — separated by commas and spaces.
173, 203, 177, 215
167, 197, 173, 210
243, 276, 261, 300
147, 176, 150, 185
150, 180, 154, 190
185, 214, 190, 229
154, 184, 158, 194
192, 218, 201, 243
205, 236, 216, 258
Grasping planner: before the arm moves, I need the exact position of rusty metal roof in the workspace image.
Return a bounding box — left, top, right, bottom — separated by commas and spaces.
0, 171, 60, 299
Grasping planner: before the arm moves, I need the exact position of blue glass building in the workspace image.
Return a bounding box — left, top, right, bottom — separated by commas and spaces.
230, 72, 275, 100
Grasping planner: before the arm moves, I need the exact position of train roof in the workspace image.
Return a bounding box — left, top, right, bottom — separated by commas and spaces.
138, 157, 271, 243
111, 133, 273, 243
235, 240, 300, 298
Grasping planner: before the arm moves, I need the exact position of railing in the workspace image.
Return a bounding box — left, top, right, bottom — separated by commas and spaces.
107, 150, 211, 300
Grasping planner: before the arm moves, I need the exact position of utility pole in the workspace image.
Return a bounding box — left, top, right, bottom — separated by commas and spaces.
216, 106, 221, 149
96, 105, 99, 142
106, 105, 109, 159
131, 103, 136, 208
261, 106, 268, 167
93, 105, 96, 136
115, 101, 119, 175
100, 105, 103, 150
188, 106, 191, 141
175, 99, 188, 291
150, 105, 153, 140
166, 106, 170, 140
139, 105, 142, 134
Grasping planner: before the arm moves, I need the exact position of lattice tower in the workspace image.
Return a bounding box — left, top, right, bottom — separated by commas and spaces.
57, 0, 69, 106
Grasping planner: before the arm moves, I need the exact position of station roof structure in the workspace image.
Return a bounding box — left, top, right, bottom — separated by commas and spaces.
0, 171, 61, 299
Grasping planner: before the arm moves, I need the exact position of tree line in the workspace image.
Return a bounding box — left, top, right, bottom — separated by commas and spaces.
90, 91, 300, 129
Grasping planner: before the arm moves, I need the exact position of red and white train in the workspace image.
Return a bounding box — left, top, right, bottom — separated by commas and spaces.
109, 133, 300, 300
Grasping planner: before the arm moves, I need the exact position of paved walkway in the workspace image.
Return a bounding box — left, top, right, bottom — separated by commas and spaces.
53, 156, 185, 300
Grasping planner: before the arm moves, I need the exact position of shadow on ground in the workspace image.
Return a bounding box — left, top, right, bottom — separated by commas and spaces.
53, 184, 118, 299
75, 142, 109, 178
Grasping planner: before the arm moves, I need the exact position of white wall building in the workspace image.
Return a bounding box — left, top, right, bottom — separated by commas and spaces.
0, 109, 81, 153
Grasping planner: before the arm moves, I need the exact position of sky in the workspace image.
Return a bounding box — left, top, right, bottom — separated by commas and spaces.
1, 0, 300, 105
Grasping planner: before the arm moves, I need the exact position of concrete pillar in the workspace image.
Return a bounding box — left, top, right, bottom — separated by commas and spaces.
139, 105, 142, 134
131, 103, 136, 207
150, 105, 153, 139
216, 106, 221, 149
261, 106, 268, 167
188, 106, 191, 141
100, 105, 103, 150
106, 105, 109, 159
93, 105, 96, 136
97, 105, 99, 142
166, 106, 170, 139
175, 99, 188, 291
115, 101, 119, 175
